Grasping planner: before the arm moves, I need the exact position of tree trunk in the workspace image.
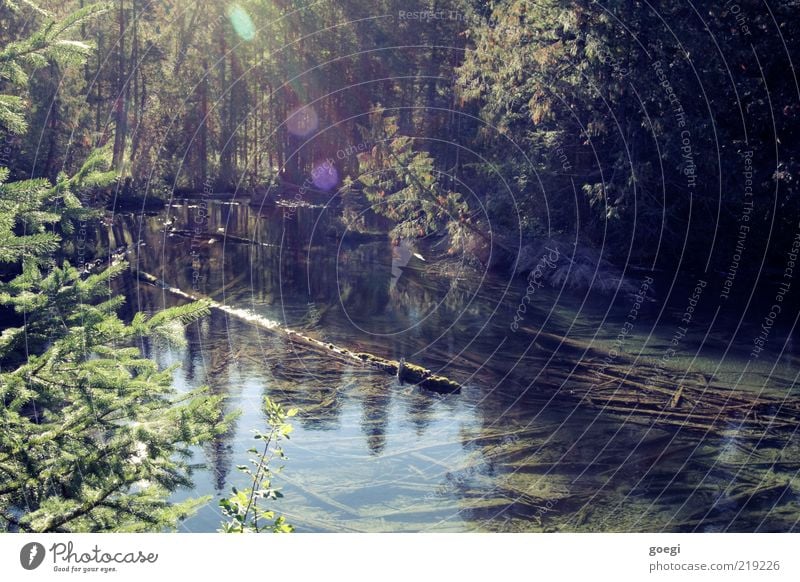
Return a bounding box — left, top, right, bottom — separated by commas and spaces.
200, 59, 209, 189
112, 0, 128, 172
217, 24, 233, 192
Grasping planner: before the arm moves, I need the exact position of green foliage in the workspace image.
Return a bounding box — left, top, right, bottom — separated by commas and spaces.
0, 296, 228, 531
0, 177, 230, 532
219, 397, 296, 533
457, 0, 800, 267
350, 108, 470, 242
0, 0, 229, 533
0, 1, 108, 135
0, 147, 112, 265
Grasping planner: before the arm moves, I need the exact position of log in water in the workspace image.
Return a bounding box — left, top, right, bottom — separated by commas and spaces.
134, 268, 461, 394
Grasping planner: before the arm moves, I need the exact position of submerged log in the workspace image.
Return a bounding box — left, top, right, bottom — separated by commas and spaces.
134, 268, 460, 394
563, 359, 800, 437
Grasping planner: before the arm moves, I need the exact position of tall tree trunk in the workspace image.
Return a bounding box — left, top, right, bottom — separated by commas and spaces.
94, 33, 102, 140
217, 24, 233, 192
43, 66, 60, 182
112, 0, 128, 172
129, 0, 142, 170
200, 58, 209, 189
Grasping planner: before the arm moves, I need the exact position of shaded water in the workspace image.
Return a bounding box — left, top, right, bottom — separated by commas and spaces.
99, 199, 800, 532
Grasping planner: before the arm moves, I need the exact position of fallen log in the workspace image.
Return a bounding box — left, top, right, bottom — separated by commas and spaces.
284, 330, 460, 393
166, 229, 277, 247
134, 268, 460, 394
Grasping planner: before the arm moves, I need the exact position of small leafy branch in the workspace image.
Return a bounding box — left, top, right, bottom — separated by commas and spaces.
219, 397, 297, 533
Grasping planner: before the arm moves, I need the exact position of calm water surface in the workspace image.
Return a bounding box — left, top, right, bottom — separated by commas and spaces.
99, 199, 800, 532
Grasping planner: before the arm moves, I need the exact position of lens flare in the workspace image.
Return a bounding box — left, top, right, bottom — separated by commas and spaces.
311, 162, 338, 191
286, 105, 319, 137
226, 4, 255, 41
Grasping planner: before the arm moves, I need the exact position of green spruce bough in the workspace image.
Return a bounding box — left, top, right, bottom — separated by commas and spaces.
0, 0, 228, 532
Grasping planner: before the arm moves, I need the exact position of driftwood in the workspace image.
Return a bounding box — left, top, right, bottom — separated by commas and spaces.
503, 329, 800, 437
135, 268, 460, 394
550, 359, 800, 437
248, 182, 340, 209
167, 227, 387, 249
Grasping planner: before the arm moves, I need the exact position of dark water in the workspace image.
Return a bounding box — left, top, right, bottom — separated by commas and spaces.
98, 198, 800, 532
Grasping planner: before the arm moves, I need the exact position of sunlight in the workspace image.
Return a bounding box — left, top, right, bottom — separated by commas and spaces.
311, 160, 338, 191
4, 0, 799, 552
226, 4, 256, 41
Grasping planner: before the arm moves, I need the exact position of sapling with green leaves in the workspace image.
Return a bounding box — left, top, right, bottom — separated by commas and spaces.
219, 397, 296, 533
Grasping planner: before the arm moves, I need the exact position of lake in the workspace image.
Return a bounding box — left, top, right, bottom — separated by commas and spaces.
99, 197, 800, 532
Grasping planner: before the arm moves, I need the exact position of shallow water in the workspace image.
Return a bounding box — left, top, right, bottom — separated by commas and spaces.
99, 199, 800, 532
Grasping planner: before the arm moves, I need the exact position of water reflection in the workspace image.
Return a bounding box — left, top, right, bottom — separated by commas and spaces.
98, 200, 800, 532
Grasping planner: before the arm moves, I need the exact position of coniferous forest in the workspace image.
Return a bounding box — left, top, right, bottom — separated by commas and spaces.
2, 0, 800, 535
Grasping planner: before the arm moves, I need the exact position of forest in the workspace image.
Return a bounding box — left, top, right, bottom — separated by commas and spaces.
2, 0, 800, 533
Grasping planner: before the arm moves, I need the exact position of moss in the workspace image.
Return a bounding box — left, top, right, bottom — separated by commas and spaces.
418, 375, 461, 393
404, 362, 429, 375
352, 354, 460, 393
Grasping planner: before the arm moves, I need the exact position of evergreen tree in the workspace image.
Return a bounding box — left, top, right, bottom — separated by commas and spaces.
0, 0, 228, 532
